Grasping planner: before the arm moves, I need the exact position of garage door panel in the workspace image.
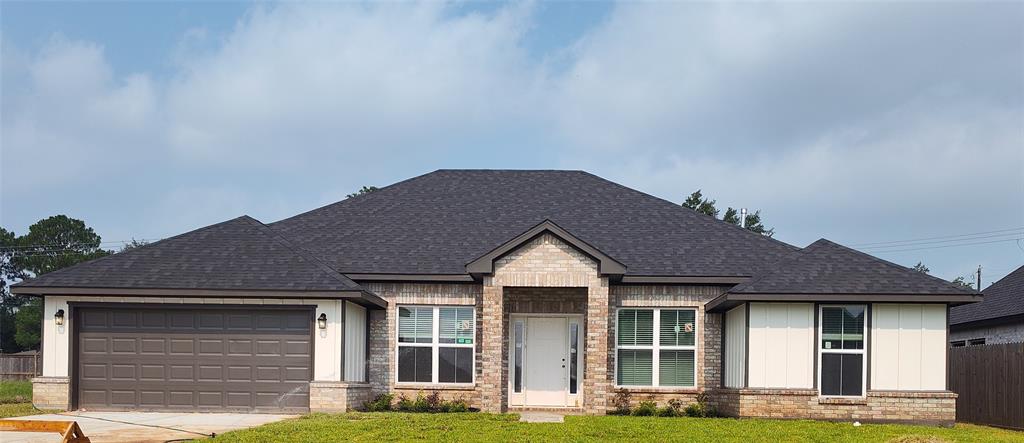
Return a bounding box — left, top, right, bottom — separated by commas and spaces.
140, 365, 165, 381
228, 339, 253, 355
111, 312, 137, 328
110, 364, 136, 380
77, 306, 311, 412
140, 391, 165, 406
168, 391, 194, 407
140, 338, 166, 354
82, 338, 107, 353
111, 338, 136, 353
81, 364, 107, 380
140, 312, 166, 328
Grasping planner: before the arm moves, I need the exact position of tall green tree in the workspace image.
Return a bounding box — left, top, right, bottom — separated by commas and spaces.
346, 186, 379, 199
1, 216, 112, 351
912, 262, 930, 274
682, 190, 719, 218
683, 190, 774, 237
909, 262, 975, 290
0, 228, 26, 353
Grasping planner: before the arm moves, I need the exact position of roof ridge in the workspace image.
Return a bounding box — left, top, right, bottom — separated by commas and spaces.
241, 217, 361, 290
984, 264, 1024, 293
12, 215, 254, 286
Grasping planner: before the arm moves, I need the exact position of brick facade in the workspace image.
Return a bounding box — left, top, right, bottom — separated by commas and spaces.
713, 389, 956, 425
353, 236, 955, 423
309, 382, 373, 413
32, 376, 69, 410
950, 321, 1024, 345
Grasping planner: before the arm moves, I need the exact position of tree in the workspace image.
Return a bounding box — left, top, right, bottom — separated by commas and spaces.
951, 276, 975, 291
912, 262, 930, 274
118, 238, 150, 252
13, 215, 110, 276
0, 228, 26, 353
1, 216, 112, 351
346, 186, 379, 199
683, 190, 774, 237
682, 190, 719, 217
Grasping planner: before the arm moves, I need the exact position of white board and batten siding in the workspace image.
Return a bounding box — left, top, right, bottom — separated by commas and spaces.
870, 303, 947, 391
747, 302, 814, 389
344, 301, 368, 382
724, 304, 747, 388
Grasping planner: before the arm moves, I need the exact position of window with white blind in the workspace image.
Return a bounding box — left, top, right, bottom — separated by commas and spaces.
397, 306, 475, 384
616, 308, 697, 387
818, 305, 866, 397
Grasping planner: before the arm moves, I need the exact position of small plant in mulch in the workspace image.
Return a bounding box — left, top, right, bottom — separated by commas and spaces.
364, 393, 394, 412
631, 396, 658, 416
684, 392, 717, 418
366, 391, 473, 413
657, 398, 684, 417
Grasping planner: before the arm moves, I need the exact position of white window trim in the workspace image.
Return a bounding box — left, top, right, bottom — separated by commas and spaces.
395, 305, 475, 386
614, 307, 698, 389
817, 304, 868, 398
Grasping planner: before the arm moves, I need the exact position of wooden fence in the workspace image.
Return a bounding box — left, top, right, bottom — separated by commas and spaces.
948, 342, 1024, 430
0, 352, 41, 381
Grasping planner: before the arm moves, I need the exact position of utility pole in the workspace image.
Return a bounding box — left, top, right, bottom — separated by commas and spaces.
976, 265, 982, 291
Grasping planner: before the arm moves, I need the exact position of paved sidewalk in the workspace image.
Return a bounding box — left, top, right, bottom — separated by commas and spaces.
2, 411, 295, 442
518, 411, 565, 423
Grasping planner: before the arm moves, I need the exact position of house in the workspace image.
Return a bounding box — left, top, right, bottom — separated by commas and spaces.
950, 265, 1024, 346
12, 170, 980, 425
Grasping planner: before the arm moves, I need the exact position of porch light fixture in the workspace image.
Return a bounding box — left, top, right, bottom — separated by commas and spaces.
317, 313, 327, 330
55, 309, 65, 326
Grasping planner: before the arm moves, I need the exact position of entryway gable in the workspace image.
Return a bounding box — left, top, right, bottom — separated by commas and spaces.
466, 219, 626, 281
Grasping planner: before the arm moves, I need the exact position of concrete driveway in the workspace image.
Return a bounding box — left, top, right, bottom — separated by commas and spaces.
2, 411, 295, 442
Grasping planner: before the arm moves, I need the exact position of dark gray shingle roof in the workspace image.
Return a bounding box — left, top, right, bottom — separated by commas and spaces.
729, 239, 979, 295
950, 265, 1024, 325
271, 169, 799, 277
14, 216, 361, 292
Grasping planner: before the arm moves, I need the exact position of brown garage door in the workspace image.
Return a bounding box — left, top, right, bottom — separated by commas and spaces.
75, 305, 313, 413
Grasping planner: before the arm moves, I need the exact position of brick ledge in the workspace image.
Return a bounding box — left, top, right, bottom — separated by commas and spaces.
31, 377, 69, 384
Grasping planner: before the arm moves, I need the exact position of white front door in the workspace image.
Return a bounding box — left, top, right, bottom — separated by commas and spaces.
524, 317, 568, 406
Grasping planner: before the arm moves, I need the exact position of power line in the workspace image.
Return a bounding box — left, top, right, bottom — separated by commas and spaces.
0, 238, 161, 251
862, 237, 1024, 254
859, 231, 1024, 250
850, 227, 1024, 247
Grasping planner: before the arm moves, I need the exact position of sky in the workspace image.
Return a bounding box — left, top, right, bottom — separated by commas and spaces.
1, 1, 1022, 286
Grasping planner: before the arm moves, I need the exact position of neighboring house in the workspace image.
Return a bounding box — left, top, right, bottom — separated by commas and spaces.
950, 265, 1024, 346
12, 170, 979, 425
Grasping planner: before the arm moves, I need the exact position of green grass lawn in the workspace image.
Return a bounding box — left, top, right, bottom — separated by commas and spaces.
0, 380, 44, 418
203, 412, 1024, 443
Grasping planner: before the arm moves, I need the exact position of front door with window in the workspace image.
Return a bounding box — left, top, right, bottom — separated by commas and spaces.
509, 315, 582, 408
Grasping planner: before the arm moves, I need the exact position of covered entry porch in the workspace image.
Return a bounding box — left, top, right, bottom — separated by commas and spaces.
505, 288, 586, 409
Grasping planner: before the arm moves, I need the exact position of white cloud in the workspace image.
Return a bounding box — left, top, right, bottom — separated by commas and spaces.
1, 37, 158, 191
1, 1, 1021, 282
163, 2, 543, 168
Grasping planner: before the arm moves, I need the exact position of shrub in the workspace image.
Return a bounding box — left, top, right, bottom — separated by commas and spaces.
609, 389, 632, 415
444, 397, 469, 413
657, 398, 683, 417
395, 394, 414, 412
632, 397, 658, 417
684, 392, 717, 418
425, 391, 443, 412
411, 393, 431, 413
364, 393, 394, 412
656, 405, 677, 417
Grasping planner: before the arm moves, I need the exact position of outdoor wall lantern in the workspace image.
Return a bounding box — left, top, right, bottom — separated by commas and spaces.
55, 309, 65, 326
317, 313, 328, 330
